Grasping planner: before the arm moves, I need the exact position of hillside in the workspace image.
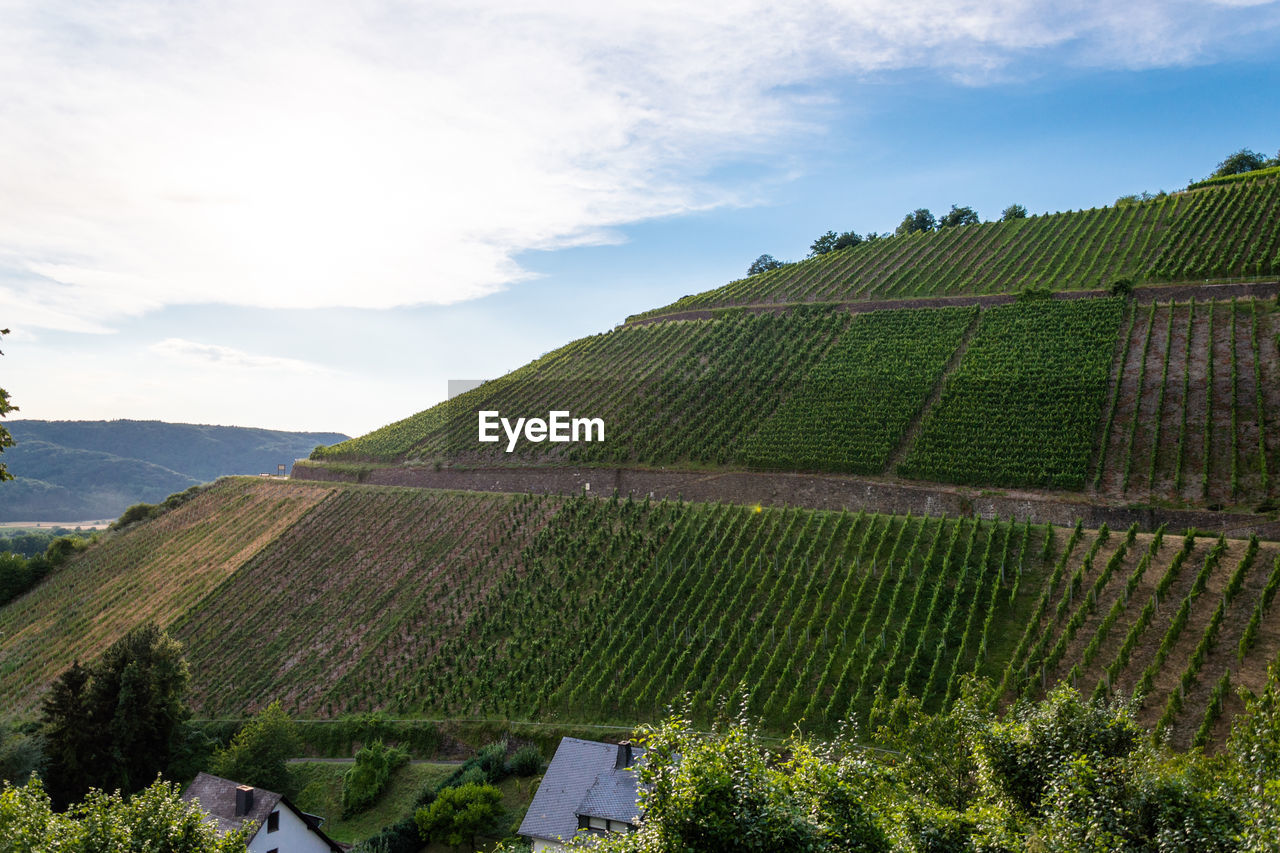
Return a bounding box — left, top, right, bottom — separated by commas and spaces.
631, 171, 1280, 320
6, 170, 1280, 757
303, 294, 1280, 516
2, 479, 1277, 752
0, 420, 349, 521
301, 174, 1280, 519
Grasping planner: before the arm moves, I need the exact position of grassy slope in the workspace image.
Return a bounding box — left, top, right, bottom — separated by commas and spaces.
290, 762, 455, 844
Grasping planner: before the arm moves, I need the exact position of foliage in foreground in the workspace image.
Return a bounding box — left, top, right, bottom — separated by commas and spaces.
582, 680, 1280, 853
0, 777, 249, 853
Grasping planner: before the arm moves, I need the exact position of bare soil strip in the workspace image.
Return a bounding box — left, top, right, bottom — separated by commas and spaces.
1171, 542, 1280, 749
1099, 306, 1151, 497
627, 280, 1280, 327
292, 463, 1280, 539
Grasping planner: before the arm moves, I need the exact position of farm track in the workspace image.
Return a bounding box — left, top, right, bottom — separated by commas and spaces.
292, 463, 1280, 540
625, 279, 1280, 327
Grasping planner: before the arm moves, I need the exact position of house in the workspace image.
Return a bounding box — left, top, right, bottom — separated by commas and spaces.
181, 772, 344, 853
518, 738, 644, 851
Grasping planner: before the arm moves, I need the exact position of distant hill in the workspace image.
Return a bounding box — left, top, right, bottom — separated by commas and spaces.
0, 420, 348, 521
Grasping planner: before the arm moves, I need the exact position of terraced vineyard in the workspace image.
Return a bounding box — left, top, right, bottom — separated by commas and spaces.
0, 478, 334, 716
741, 306, 975, 473
899, 299, 1124, 489
1095, 296, 1280, 507
5, 480, 1277, 749
631, 172, 1280, 319
172, 487, 558, 716
419, 498, 1048, 732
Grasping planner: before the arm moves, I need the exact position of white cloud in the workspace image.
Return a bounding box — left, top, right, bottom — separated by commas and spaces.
149, 338, 332, 375
1, 0, 1277, 331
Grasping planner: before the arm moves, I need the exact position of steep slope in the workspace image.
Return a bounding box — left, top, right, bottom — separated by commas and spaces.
304, 295, 1279, 513
0, 478, 334, 717
631, 171, 1280, 320
4, 480, 1278, 748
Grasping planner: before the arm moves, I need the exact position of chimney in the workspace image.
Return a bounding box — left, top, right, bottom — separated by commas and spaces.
615, 741, 633, 769
235, 785, 254, 816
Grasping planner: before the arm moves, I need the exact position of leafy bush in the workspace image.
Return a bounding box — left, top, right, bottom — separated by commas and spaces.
342, 739, 408, 817
505, 745, 544, 777
210, 701, 302, 798
1109, 277, 1135, 297
415, 783, 504, 849
475, 741, 508, 783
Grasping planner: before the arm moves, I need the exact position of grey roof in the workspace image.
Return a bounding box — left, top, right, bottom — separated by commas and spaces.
519, 738, 644, 843
182, 772, 283, 837
181, 772, 344, 851
577, 769, 642, 825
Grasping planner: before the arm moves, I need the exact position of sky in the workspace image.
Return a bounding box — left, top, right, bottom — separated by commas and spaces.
2, 0, 1279, 438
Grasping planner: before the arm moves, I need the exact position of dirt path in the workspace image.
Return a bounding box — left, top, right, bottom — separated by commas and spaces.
1098, 306, 1150, 497
291, 464, 1280, 539
627, 279, 1280, 327
1181, 303, 1212, 504
1150, 304, 1192, 499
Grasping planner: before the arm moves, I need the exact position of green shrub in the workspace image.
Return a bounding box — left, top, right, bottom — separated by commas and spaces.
475, 741, 508, 783
341, 739, 408, 817
1109, 277, 1135, 297
505, 745, 543, 777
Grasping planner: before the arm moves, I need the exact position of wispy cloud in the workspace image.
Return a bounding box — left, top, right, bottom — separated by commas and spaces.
149, 338, 332, 375
2, 0, 1276, 331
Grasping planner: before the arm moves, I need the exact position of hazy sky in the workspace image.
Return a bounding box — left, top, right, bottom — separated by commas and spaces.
3, 0, 1279, 437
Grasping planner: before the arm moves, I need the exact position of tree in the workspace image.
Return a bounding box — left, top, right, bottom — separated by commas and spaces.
937, 205, 979, 228
0, 329, 15, 482
810, 230, 863, 257
41, 624, 190, 805
1213, 148, 1268, 178
0, 776, 250, 852
747, 254, 785, 276
810, 230, 839, 256
210, 701, 302, 797
1000, 204, 1028, 221
895, 208, 935, 236
415, 782, 503, 852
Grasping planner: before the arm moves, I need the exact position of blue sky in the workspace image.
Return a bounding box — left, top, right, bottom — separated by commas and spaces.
2, 1, 1279, 438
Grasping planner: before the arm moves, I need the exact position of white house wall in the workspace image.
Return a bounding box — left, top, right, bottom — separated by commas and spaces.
247, 805, 332, 853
